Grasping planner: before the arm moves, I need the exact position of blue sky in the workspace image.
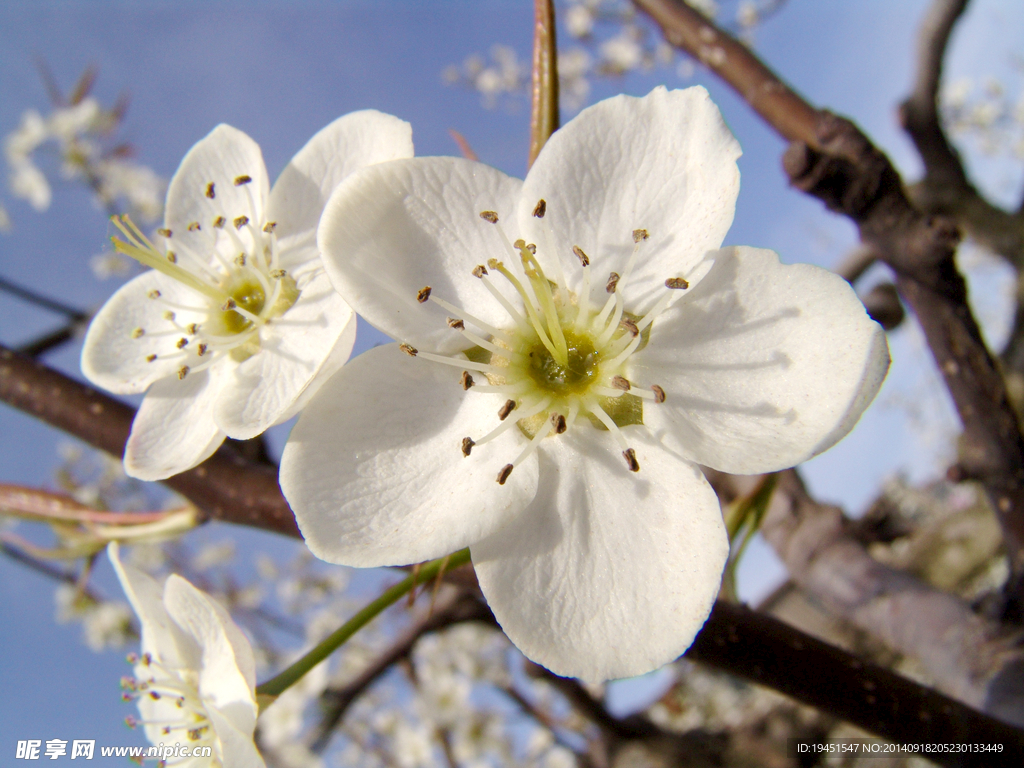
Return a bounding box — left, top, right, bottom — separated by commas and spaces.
2, 0, 1022, 759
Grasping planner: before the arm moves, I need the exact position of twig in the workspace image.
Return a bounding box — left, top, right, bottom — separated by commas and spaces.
0, 274, 88, 320
528, 0, 559, 168
16, 320, 88, 359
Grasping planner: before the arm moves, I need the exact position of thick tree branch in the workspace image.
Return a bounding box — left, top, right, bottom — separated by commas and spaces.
0, 344, 299, 538
635, 0, 1024, 612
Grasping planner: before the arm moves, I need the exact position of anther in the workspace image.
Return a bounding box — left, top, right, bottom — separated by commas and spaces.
213, 216, 225, 228
461, 437, 475, 457
606, 272, 620, 293
157, 228, 172, 238
460, 371, 474, 390
632, 229, 649, 243
472, 265, 488, 278
263, 221, 277, 233
235, 254, 246, 266
651, 384, 666, 403
417, 286, 432, 303
526, 243, 537, 255
197, 344, 208, 356
400, 343, 418, 357
623, 448, 640, 472
148, 290, 161, 299
447, 317, 465, 330
551, 413, 567, 434
572, 245, 590, 267
498, 399, 516, 420
533, 199, 547, 218
178, 366, 190, 380
666, 277, 689, 290
611, 375, 631, 391
187, 222, 201, 232
497, 464, 514, 485
620, 318, 639, 336
166, 252, 177, 264
131, 328, 145, 339
146, 354, 157, 363
513, 238, 526, 250
222, 298, 237, 311
233, 216, 249, 230
270, 269, 287, 278
205, 182, 216, 199
176, 338, 189, 349
186, 323, 199, 335
479, 210, 499, 224
234, 175, 252, 186
163, 311, 176, 321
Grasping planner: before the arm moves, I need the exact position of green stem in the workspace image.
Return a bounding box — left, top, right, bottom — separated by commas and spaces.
255, 549, 471, 702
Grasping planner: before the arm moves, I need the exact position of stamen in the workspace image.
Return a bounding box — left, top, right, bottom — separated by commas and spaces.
478, 274, 530, 333
205, 182, 215, 199
415, 350, 505, 375
479, 210, 499, 224
572, 245, 590, 267
532, 199, 546, 218
605, 332, 643, 370
497, 464, 514, 484
505, 416, 555, 476
177, 366, 190, 380
233, 216, 249, 230
574, 263, 592, 332
632, 229, 649, 243
636, 291, 674, 332
213, 216, 225, 228
400, 343, 418, 356
475, 396, 552, 446
631, 386, 664, 402
157, 228, 172, 238
417, 286, 432, 303
551, 413, 567, 433
146, 354, 157, 363
234, 175, 252, 186
447, 317, 465, 330
489, 259, 562, 365
665, 277, 689, 290
263, 222, 277, 233
622, 448, 640, 472
498, 399, 516, 420
611, 375, 630, 391
516, 242, 569, 365
651, 385, 666, 403
606, 272, 620, 293
461, 328, 520, 360
430, 295, 513, 344
588, 401, 630, 450
462, 437, 475, 456
131, 328, 145, 339
472, 265, 488, 278
460, 371, 474, 390
188, 222, 201, 232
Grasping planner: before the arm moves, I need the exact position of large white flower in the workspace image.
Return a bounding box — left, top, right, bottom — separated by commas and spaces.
281, 87, 889, 682
82, 112, 413, 480
109, 543, 264, 767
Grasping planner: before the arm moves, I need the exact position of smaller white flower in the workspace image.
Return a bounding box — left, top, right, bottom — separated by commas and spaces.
109, 542, 265, 767
82, 111, 413, 479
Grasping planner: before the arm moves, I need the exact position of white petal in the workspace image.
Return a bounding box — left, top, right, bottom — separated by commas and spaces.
207, 706, 267, 768
281, 343, 538, 567
213, 271, 356, 439
473, 432, 728, 683
82, 271, 205, 394
124, 369, 226, 480
519, 86, 741, 308
268, 110, 413, 247
164, 575, 257, 734
164, 124, 270, 268
637, 246, 890, 474
317, 156, 524, 354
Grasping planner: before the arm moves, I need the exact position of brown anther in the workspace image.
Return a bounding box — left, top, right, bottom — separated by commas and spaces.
606, 272, 620, 293
205, 182, 216, 199
417, 286, 432, 303
270, 269, 287, 278
498, 399, 516, 420
222, 298, 237, 311
157, 228, 172, 238
186, 323, 199, 335
213, 216, 226, 228
551, 413, 567, 434
497, 464, 514, 485
263, 221, 277, 233
651, 384, 666, 403
620, 318, 639, 336
479, 210, 499, 224
526, 243, 537, 255
166, 252, 177, 264
532, 199, 547, 218
187, 221, 201, 232
572, 245, 590, 267
623, 448, 640, 472
178, 366, 190, 380
197, 343, 208, 356
176, 337, 189, 349
513, 238, 526, 250
234, 175, 252, 186
447, 317, 465, 330
400, 343, 418, 357
148, 289, 161, 299
632, 229, 649, 243
472, 265, 488, 278
611, 375, 631, 391
235, 254, 246, 266
233, 216, 249, 230
461, 437, 475, 456
665, 277, 689, 290
460, 371, 474, 390
163, 311, 175, 321
145, 354, 157, 363
131, 328, 145, 339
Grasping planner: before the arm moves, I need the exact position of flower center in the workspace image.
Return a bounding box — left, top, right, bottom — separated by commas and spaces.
405, 200, 688, 484
110, 174, 302, 378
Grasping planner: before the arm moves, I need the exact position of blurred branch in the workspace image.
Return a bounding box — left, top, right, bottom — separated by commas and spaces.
16, 319, 88, 359
0, 343, 299, 538
528, 0, 560, 168
0, 274, 88, 321
899, 0, 1024, 265
635, 0, 1024, 617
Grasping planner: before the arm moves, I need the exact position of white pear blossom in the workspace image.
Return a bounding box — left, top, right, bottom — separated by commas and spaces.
109, 542, 265, 767
82, 111, 413, 480
281, 87, 889, 682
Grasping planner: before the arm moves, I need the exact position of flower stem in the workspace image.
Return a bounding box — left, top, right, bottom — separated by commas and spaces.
255, 549, 472, 703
